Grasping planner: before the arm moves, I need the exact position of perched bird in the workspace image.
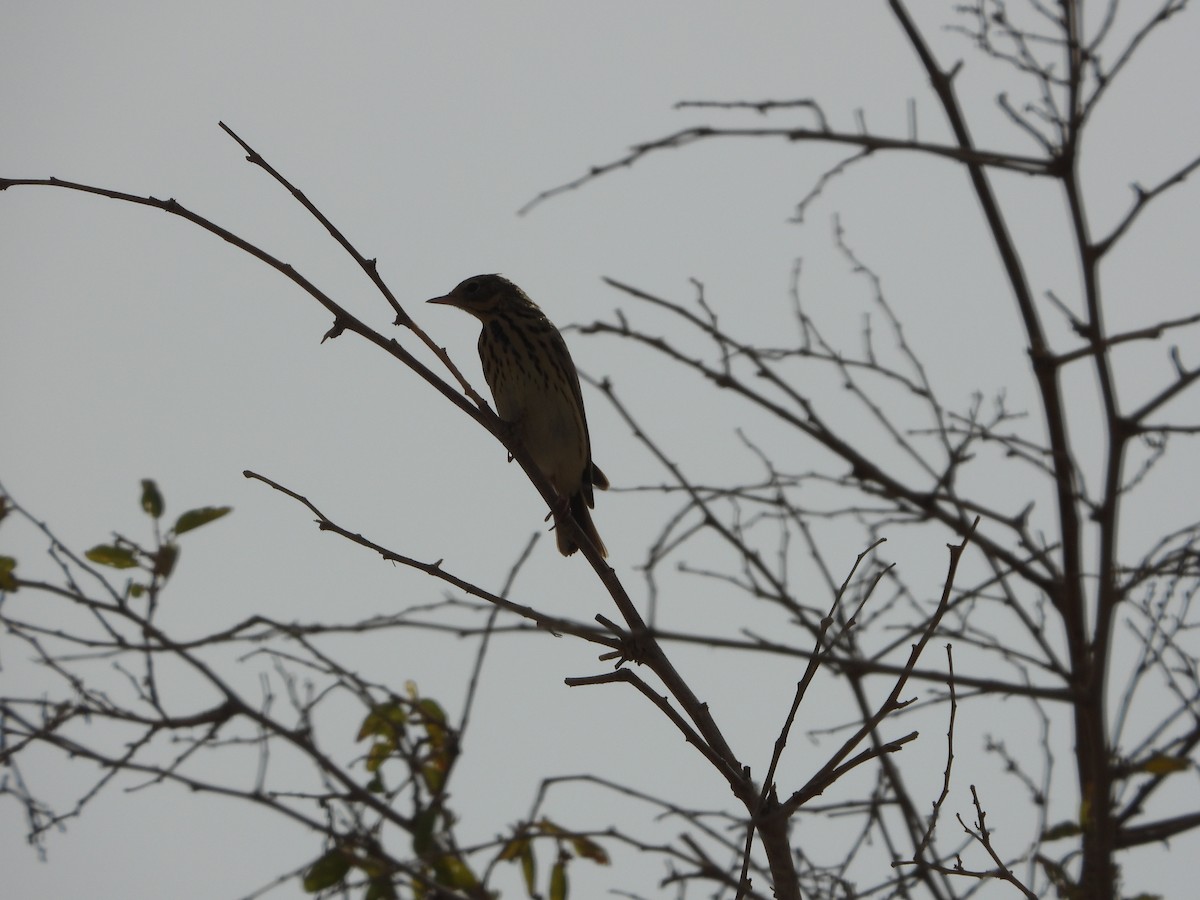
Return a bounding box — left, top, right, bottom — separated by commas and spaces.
427, 274, 609, 557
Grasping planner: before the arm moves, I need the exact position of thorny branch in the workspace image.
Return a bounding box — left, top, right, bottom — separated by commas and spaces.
4, 3, 1199, 899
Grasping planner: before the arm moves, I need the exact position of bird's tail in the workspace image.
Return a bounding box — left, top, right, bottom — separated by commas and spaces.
557, 491, 607, 558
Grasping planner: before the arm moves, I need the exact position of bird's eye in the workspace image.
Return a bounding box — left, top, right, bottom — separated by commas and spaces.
464, 280, 479, 294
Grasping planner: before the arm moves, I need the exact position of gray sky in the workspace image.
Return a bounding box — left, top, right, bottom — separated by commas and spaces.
4, 2, 1199, 897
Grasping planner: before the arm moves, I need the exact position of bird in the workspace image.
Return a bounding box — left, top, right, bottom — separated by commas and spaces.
427, 274, 609, 557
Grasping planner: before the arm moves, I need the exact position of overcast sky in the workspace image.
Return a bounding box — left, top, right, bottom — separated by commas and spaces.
4, 3, 1199, 898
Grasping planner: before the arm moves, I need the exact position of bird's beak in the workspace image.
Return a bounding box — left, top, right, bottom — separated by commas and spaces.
426, 293, 455, 306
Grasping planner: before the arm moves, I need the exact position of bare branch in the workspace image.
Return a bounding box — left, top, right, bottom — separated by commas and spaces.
516, 125, 1050, 215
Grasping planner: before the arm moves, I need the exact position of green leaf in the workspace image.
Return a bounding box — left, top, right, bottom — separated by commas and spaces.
421, 761, 446, 794
499, 837, 538, 896
520, 842, 536, 896
364, 876, 398, 900
1042, 820, 1082, 841
419, 698, 447, 738
140, 479, 164, 518
128, 582, 147, 599
85, 544, 139, 569
366, 741, 391, 773
432, 855, 479, 891
418, 697, 446, 722
497, 834, 528, 863
412, 807, 440, 858
1139, 754, 1189, 776
153, 543, 179, 579
569, 834, 609, 865
302, 848, 351, 892
173, 505, 232, 536
0, 555, 18, 591
358, 702, 408, 742
549, 858, 568, 900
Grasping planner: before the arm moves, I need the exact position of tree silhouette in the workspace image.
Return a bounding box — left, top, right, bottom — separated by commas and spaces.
3, 4, 1198, 899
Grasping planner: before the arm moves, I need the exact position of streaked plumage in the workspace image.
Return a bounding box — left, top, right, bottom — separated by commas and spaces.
427, 274, 608, 557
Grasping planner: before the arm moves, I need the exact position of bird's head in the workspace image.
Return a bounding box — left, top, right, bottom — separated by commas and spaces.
426, 274, 534, 320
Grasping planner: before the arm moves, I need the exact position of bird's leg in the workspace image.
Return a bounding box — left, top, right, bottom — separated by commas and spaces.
543, 490, 570, 524
493, 418, 521, 463
492, 416, 574, 535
